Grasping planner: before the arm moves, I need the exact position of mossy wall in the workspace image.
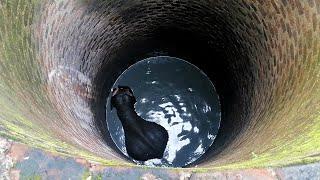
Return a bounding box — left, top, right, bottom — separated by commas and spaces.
0, 0, 319, 170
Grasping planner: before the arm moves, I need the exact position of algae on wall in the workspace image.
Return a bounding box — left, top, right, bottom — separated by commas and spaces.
0, 0, 124, 166
0, 0, 319, 170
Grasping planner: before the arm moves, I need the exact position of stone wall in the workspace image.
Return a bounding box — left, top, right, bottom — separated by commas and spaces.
0, 0, 319, 170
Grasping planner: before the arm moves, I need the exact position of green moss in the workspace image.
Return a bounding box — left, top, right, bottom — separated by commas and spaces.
25, 174, 42, 180
93, 173, 103, 180
82, 169, 91, 180
0, 0, 125, 168
0, 0, 319, 171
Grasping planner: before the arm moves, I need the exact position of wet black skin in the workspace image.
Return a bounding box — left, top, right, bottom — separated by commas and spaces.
111, 86, 169, 161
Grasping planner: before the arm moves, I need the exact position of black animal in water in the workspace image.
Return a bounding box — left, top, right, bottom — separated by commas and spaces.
111, 86, 169, 161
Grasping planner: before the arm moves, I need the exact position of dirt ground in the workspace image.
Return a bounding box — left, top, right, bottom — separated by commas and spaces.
1, 136, 319, 180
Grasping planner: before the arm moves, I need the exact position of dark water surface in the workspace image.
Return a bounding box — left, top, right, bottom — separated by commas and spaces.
106, 56, 221, 167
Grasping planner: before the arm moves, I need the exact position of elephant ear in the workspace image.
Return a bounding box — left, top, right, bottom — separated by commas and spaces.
111, 88, 117, 110
111, 87, 119, 97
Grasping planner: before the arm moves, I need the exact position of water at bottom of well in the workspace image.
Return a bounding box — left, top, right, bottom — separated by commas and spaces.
106, 56, 221, 167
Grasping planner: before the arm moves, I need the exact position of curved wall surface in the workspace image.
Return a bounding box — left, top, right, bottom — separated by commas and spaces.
0, 0, 319, 170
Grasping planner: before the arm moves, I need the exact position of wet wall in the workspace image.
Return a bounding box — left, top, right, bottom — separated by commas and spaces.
0, 0, 319, 169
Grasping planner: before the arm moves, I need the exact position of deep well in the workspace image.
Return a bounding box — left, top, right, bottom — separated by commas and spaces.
0, 0, 319, 170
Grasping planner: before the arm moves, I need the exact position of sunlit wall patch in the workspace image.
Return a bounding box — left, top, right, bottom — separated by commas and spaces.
106, 56, 221, 167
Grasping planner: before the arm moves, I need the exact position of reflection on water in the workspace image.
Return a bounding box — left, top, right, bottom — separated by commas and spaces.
106, 56, 221, 167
